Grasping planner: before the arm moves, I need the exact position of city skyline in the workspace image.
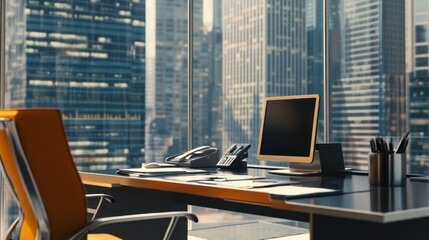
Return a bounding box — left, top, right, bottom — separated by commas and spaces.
3, 0, 428, 174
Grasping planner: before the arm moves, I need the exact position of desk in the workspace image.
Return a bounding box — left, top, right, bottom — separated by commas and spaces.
81, 167, 429, 240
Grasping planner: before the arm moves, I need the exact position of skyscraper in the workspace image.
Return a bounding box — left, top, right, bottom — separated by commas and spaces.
192, 0, 223, 150
330, 0, 406, 169
222, 0, 307, 163
5, 0, 146, 170
306, 0, 324, 143
145, 0, 189, 161
145, 0, 221, 161
409, 0, 429, 174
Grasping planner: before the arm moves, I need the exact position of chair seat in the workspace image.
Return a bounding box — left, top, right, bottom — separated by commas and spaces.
88, 233, 122, 240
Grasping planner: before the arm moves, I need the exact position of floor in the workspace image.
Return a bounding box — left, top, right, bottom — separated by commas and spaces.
188, 221, 309, 240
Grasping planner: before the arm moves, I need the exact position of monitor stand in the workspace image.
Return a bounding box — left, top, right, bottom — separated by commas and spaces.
268, 151, 323, 176
268, 143, 346, 176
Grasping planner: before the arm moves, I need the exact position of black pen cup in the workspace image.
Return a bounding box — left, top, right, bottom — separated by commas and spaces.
369, 153, 406, 186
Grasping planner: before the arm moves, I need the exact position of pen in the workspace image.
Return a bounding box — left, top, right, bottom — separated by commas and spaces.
380, 138, 389, 153
389, 138, 394, 154
370, 138, 376, 153
375, 137, 381, 153
395, 131, 410, 154
403, 138, 409, 153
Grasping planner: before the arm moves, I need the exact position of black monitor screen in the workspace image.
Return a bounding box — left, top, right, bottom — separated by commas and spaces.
258, 95, 319, 163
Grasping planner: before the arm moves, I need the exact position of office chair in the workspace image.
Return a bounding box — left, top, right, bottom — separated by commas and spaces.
0, 109, 198, 240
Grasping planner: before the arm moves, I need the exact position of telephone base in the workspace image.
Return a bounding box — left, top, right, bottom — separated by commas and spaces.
217, 158, 248, 170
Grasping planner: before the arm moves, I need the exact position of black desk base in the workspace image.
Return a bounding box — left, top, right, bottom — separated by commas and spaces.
312, 214, 429, 240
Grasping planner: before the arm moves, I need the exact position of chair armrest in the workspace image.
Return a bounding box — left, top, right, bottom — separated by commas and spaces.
70, 211, 198, 240
85, 194, 115, 220
85, 193, 115, 203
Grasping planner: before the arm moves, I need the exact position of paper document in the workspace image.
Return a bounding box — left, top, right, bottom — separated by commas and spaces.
117, 167, 207, 176
166, 174, 265, 182
199, 179, 296, 189
252, 185, 340, 199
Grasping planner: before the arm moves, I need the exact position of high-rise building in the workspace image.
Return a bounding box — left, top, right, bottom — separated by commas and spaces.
409, 0, 429, 174
5, 0, 146, 170
222, 0, 307, 163
306, 0, 324, 143
192, 0, 223, 150
145, 0, 221, 161
145, 0, 189, 161
330, 0, 406, 169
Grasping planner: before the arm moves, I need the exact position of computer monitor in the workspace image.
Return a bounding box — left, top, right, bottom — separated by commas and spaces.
257, 94, 320, 164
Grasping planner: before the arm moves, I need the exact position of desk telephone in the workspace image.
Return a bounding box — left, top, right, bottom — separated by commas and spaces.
165, 145, 219, 167
216, 144, 251, 169
165, 144, 251, 169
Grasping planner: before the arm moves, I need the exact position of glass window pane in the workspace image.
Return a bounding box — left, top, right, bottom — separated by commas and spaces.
192, 0, 325, 167
329, 0, 406, 171
416, 25, 429, 42
409, 1, 429, 174
416, 57, 429, 67
4, 0, 189, 172
416, 70, 429, 77
190, 0, 322, 235
145, 0, 189, 162
416, 45, 428, 54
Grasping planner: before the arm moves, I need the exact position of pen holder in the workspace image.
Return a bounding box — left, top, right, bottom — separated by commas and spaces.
369, 153, 406, 186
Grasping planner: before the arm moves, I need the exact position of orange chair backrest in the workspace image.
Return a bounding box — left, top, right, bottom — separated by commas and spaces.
0, 109, 88, 239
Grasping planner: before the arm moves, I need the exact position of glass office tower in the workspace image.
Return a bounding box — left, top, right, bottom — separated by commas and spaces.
409, 0, 429, 174
192, 1, 223, 151
306, 0, 324, 143
222, 0, 307, 163
329, 0, 406, 169
5, 0, 146, 170
144, 0, 189, 161
146, 0, 222, 161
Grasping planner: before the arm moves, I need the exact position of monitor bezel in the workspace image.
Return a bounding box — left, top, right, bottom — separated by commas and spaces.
257, 94, 320, 164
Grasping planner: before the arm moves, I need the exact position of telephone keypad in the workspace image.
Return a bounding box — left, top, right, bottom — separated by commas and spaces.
217, 155, 237, 166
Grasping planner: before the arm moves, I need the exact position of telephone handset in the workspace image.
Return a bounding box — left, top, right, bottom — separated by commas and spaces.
216, 144, 251, 169
165, 146, 219, 167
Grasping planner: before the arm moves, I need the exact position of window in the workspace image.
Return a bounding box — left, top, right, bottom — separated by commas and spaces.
5, 0, 151, 171
1, 0, 428, 237
192, 0, 325, 167
189, 0, 322, 232
416, 45, 428, 54
329, 0, 407, 171
416, 25, 428, 43
416, 57, 429, 67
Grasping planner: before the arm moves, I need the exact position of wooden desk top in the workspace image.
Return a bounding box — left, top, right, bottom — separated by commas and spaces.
80, 171, 275, 208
